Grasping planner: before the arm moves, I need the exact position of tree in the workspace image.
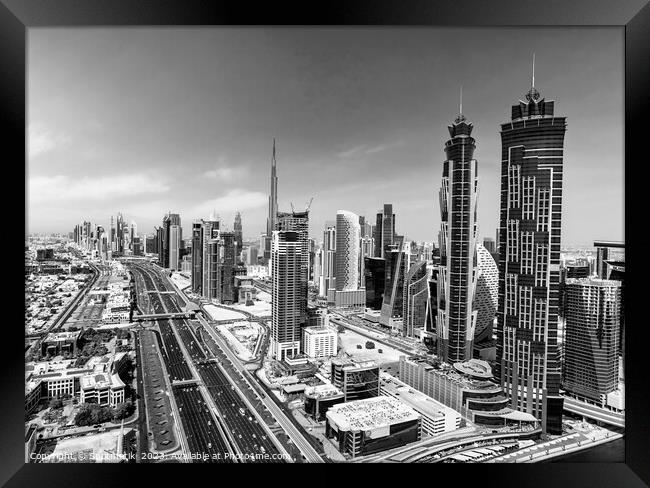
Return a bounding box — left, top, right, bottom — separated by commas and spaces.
112, 400, 135, 421
49, 397, 63, 409
74, 405, 92, 426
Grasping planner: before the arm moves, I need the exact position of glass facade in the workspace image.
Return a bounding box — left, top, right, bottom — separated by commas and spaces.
497, 87, 566, 434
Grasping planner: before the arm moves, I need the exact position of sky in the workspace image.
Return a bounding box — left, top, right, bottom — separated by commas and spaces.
27, 27, 624, 247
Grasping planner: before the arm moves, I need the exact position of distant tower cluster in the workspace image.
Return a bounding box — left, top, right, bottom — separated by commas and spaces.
73, 213, 141, 261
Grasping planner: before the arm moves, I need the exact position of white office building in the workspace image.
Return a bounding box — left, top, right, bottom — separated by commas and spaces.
303, 326, 337, 359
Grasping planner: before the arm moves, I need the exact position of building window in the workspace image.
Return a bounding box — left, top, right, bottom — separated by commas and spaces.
506, 273, 518, 316
533, 298, 546, 342
537, 188, 550, 232
519, 286, 533, 329
520, 232, 534, 274
535, 244, 549, 287
508, 164, 521, 209
507, 220, 519, 262
522, 176, 536, 220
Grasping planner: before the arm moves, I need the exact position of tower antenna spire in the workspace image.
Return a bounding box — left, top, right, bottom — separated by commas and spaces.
532, 52, 535, 88
459, 85, 463, 115
272, 138, 276, 167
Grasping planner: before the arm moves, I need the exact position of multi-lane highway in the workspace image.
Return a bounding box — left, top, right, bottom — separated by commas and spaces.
196, 310, 325, 463
173, 385, 234, 463
128, 261, 289, 462
129, 263, 232, 462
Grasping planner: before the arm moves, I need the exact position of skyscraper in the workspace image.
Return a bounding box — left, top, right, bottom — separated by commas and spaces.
234, 212, 243, 261
319, 222, 336, 298
380, 238, 407, 328
264, 139, 279, 264
364, 257, 386, 310
373, 213, 383, 258
217, 231, 237, 303
373, 204, 396, 259
402, 260, 429, 338
334, 211, 365, 308
496, 64, 567, 434
359, 235, 374, 288
563, 278, 621, 405
474, 243, 499, 343
277, 210, 309, 326
160, 212, 181, 269
191, 221, 204, 294
436, 101, 479, 364
593, 240, 625, 355
483, 237, 496, 254
201, 217, 220, 299
335, 211, 361, 291
271, 230, 303, 360
169, 224, 182, 271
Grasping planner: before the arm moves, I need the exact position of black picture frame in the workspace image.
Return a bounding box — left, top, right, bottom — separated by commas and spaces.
3, 1, 649, 486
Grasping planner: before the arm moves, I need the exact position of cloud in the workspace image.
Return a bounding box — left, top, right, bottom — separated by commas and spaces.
191, 189, 267, 217
28, 173, 170, 204
203, 167, 248, 181
337, 144, 367, 159
336, 140, 404, 159
202, 156, 248, 181
29, 124, 71, 158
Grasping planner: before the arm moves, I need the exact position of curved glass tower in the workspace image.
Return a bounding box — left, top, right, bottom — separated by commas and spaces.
436, 108, 479, 364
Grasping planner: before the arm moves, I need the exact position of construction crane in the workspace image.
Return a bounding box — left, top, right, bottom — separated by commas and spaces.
305, 197, 314, 212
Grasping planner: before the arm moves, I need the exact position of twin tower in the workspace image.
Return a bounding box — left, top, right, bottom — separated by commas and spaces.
436, 77, 567, 434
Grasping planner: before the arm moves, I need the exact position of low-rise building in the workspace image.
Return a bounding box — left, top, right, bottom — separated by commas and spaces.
41, 330, 82, 357
399, 356, 538, 428
304, 384, 346, 421
331, 356, 380, 402
79, 372, 125, 407
24, 352, 132, 413
303, 326, 337, 359
325, 395, 421, 458
380, 372, 461, 437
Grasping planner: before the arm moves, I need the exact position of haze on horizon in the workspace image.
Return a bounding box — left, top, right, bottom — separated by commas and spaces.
27, 27, 624, 247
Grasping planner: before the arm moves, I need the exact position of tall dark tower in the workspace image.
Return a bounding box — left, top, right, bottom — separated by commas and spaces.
234, 212, 243, 260
436, 91, 479, 364
264, 139, 279, 263
496, 57, 567, 434
191, 221, 203, 294
277, 210, 309, 329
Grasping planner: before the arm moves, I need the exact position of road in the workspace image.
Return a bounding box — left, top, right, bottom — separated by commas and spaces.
197, 310, 325, 463
128, 261, 289, 462
129, 263, 233, 462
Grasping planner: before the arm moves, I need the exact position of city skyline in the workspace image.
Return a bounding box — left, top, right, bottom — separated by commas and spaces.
28, 27, 623, 246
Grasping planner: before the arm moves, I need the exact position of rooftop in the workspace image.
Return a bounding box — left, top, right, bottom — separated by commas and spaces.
326, 395, 420, 432
303, 326, 337, 336
331, 356, 378, 371
380, 373, 459, 420
402, 356, 501, 392
43, 330, 82, 343
304, 383, 344, 399
80, 372, 124, 390
453, 359, 493, 379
